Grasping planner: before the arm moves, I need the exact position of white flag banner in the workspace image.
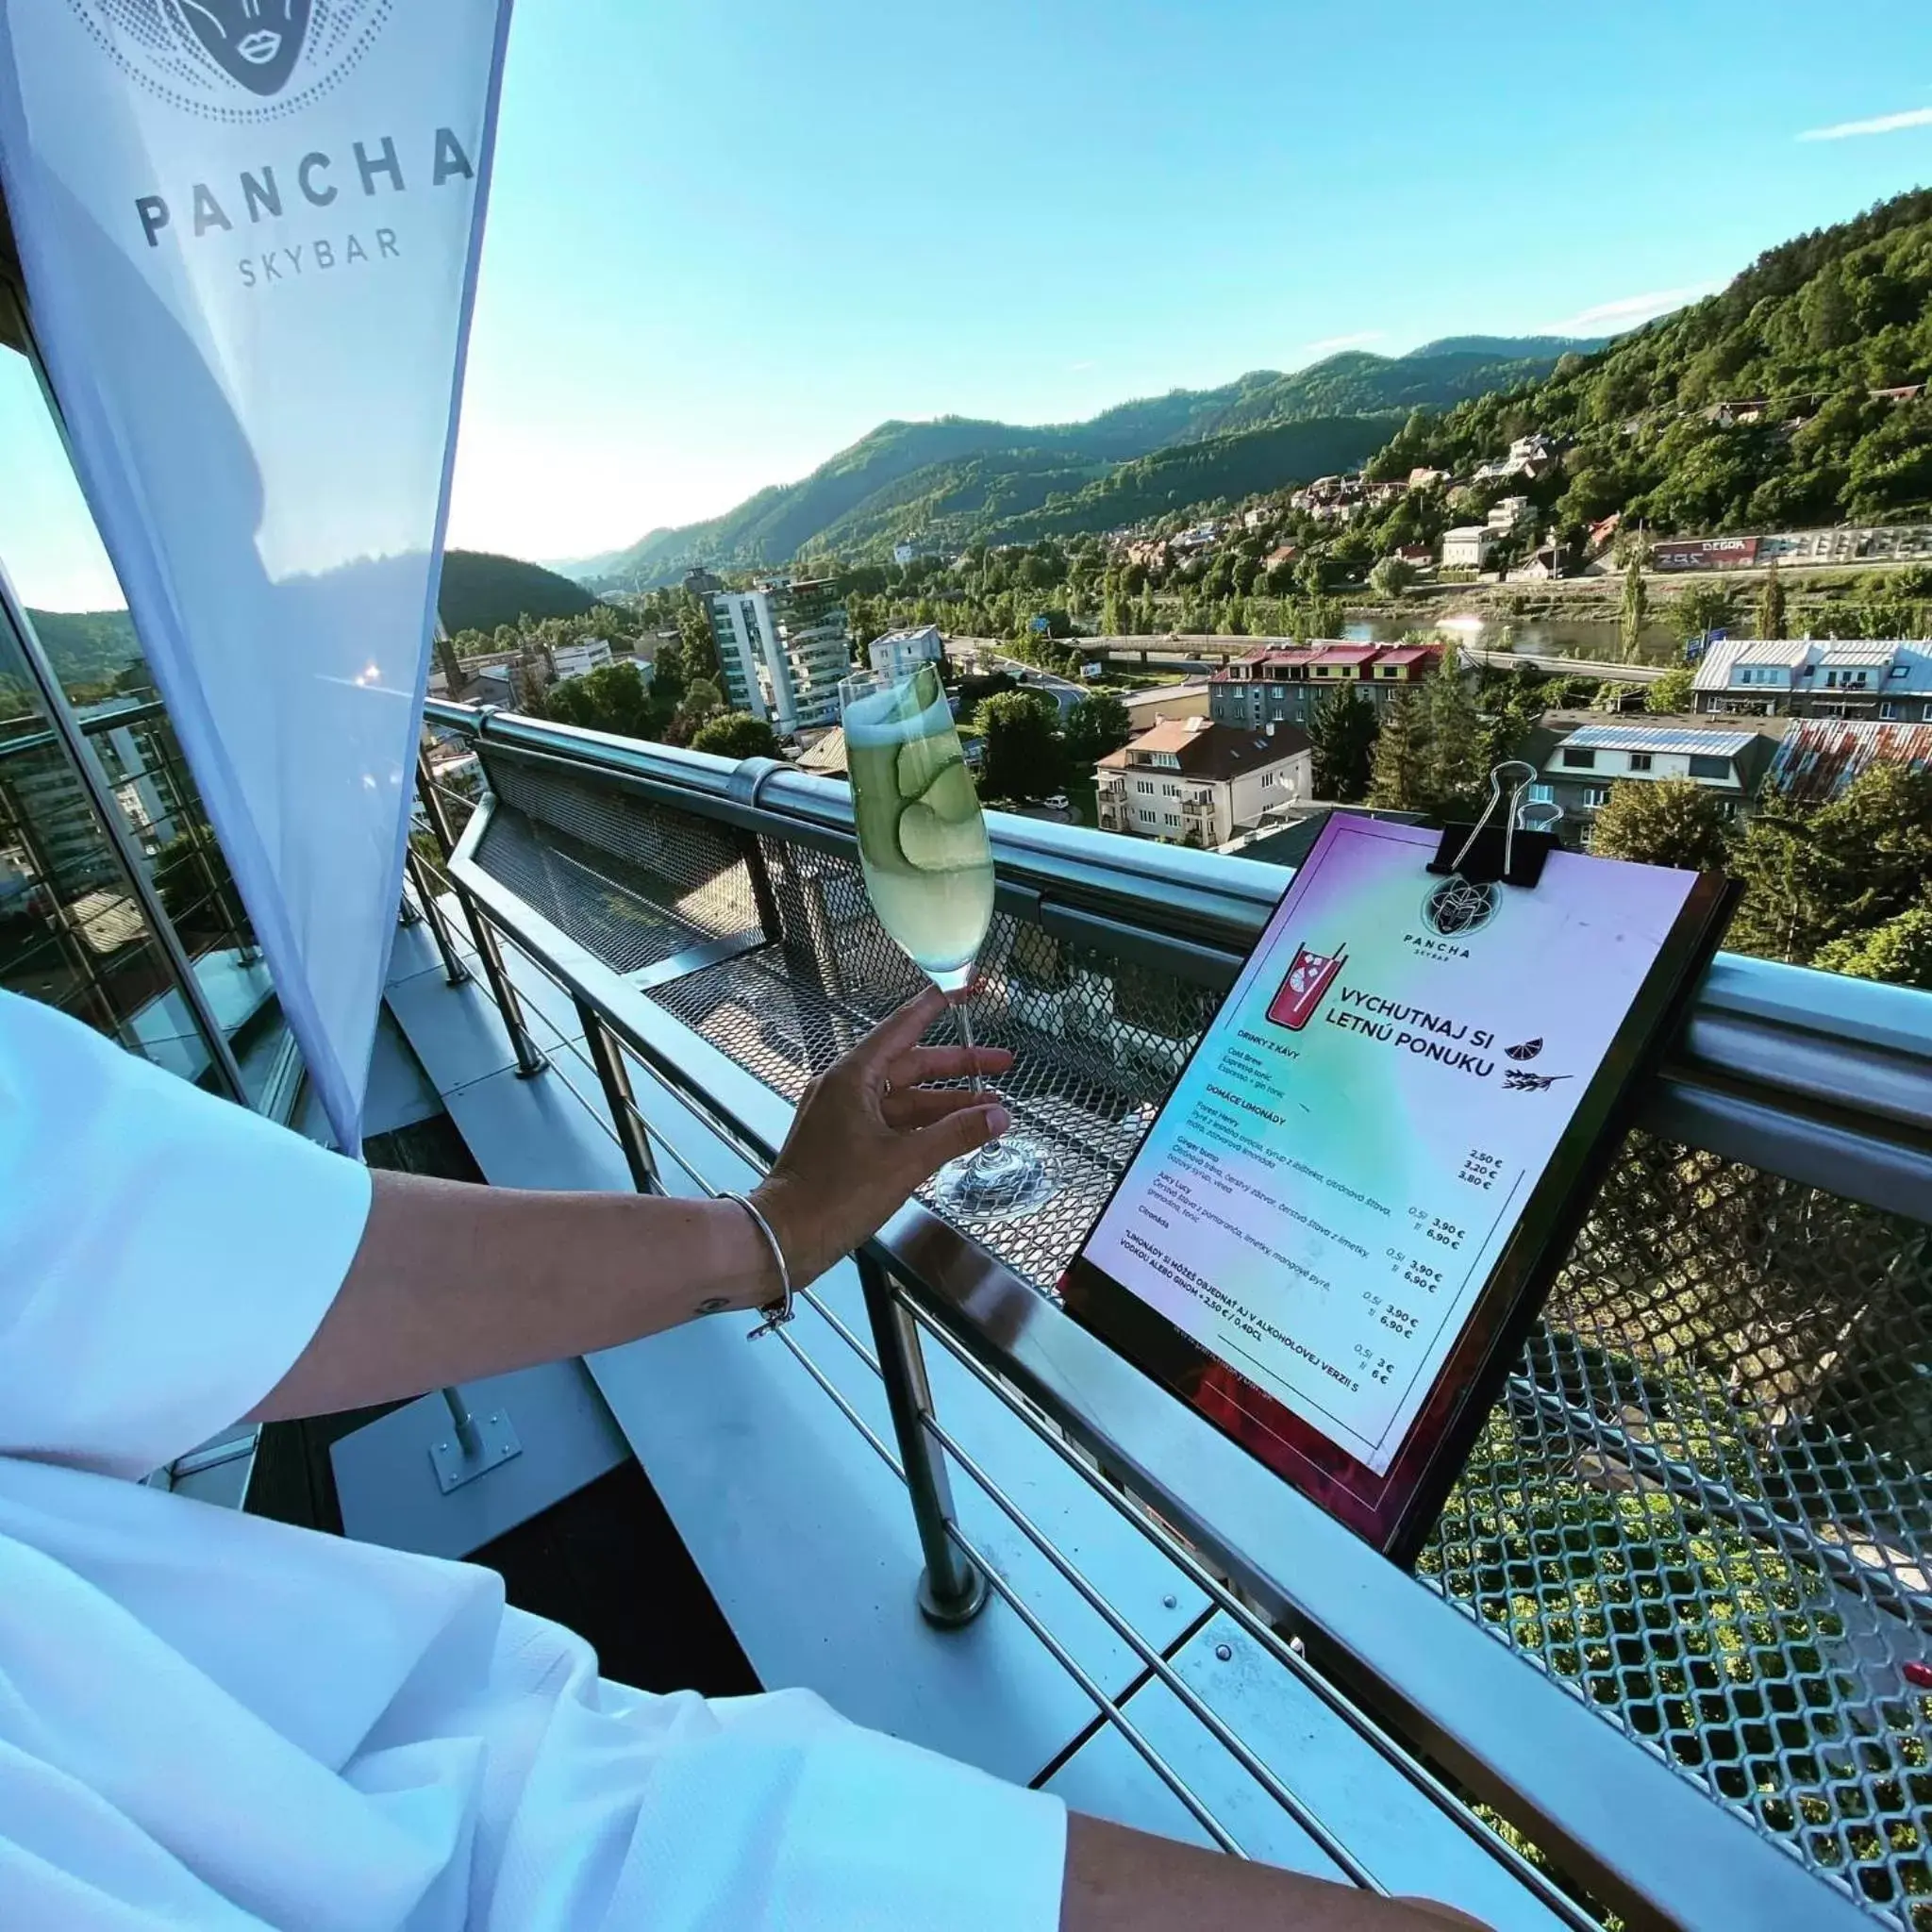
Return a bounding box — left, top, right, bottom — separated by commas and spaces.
0, 0, 512, 1148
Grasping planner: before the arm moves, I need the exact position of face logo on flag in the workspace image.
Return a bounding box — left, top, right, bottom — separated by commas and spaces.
64, 0, 384, 116
171, 0, 312, 96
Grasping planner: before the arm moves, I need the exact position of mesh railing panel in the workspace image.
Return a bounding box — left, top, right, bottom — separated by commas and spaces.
470, 752, 761, 973
453, 758, 1931, 1921
1419, 1142, 1932, 1925
645, 834, 1218, 1290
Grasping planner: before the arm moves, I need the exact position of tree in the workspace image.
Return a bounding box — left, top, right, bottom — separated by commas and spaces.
1062, 692, 1133, 768
1812, 903, 1932, 990
1671, 583, 1737, 644
1644, 666, 1696, 713
1620, 551, 1648, 662
691, 711, 780, 761
1757, 561, 1788, 641
1728, 765, 1932, 964
682, 677, 725, 721
534, 659, 662, 741
1370, 556, 1417, 599
1423, 655, 1485, 816
1804, 259, 1856, 353
1367, 691, 1431, 812
1589, 778, 1729, 873
1308, 685, 1378, 802
974, 690, 1065, 802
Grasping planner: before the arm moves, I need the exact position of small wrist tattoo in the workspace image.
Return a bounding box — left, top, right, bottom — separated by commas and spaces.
695, 1295, 730, 1317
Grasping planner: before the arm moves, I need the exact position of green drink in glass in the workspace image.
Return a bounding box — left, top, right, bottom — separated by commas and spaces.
841, 662, 1055, 1217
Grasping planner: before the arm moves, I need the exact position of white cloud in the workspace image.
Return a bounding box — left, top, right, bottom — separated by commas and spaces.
1298, 330, 1387, 358
1068, 358, 1096, 372
1800, 105, 1932, 142
1535, 284, 1716, 336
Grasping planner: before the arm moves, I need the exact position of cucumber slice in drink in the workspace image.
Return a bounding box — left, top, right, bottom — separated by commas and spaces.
896, 800, 985, 871
895, 761, 984, 872
896, 736, 960, 799
918, 759, 977, 824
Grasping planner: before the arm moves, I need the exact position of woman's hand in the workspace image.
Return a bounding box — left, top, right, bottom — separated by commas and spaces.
752, 987, 1012, 1287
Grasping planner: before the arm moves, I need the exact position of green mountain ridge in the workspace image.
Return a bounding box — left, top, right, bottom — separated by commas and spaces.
16, 551, 600, 699
575, 336, 1607, 588
436, 548, 600, 633
21, 608, 141, 691
1369, 189, 1932, 537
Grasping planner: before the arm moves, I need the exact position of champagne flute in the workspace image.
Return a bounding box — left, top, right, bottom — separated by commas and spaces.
841, 661, 1056, 1217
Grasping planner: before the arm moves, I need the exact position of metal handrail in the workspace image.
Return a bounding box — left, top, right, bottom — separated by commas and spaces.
423, 697, 1932, 1217
0, 695, 168, 759
422, 716, 1896, 1932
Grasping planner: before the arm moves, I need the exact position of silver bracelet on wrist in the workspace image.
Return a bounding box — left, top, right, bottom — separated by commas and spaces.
724, 1191, 794, 1339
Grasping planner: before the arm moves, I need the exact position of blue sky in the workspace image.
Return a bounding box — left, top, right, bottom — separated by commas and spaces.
6, 0, 1932, 608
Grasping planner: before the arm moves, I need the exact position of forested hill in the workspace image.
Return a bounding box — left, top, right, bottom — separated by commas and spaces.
25, 607, 141, 691
970, 415, 1404, 546
575, 336, 1602, 587
438, 548, 601, 633
1368, 188, 1932, 535
6, 549, 596, 708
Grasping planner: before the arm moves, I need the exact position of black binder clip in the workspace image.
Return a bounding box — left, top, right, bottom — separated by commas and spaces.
1427, 761, 1561, 888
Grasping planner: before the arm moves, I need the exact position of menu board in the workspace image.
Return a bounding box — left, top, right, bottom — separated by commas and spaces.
1060, 815, 1735, 1561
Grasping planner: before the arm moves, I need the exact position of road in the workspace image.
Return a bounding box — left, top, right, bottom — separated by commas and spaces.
948, 644, 1087, 715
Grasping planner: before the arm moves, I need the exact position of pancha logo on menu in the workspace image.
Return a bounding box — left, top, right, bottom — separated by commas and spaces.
66, 0, 386, 115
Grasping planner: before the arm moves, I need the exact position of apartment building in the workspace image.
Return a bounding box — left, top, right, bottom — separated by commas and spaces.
1096, 717, 1311, 848
705, 577, 853, 736
1528, 717, 1781, 835
1691, 638, 1932, 723
1208, 641, 1443, 732
868, 625, 944, 680
550, 637, 614, 682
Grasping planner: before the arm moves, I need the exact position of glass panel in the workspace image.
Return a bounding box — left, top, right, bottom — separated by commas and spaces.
0, 346, 291, 1097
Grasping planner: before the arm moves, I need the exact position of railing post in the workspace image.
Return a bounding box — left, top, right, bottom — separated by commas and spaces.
467, 905, 549, 1077
413, 753, 545, 1077
858, 1251, 990, 1629
405, 848, 471, 986
576, 1000, 660, 1195
441, 1382, 484, 1459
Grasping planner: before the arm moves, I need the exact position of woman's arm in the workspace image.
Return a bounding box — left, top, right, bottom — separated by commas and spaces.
249, 988, 1010, 1422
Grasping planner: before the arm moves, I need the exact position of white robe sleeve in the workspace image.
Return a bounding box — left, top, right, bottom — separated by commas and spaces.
0, 991, 371, 1479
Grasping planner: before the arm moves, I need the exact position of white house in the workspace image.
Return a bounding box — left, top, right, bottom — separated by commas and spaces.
551, 637, 615, 682
1095, 717, 1311, 849
1441, 525, 1495, 570
869, 625, 945, 679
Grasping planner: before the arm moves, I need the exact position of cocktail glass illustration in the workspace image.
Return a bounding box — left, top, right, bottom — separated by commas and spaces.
1267, 942, 1347, 1031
